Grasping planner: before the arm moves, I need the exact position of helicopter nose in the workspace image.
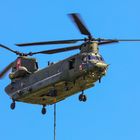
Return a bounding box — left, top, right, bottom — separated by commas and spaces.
95, 62, 108, 69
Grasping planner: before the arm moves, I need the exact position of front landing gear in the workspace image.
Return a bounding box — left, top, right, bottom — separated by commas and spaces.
41, 105, 47, 115
79, 91, 87, 102
10, 100, 16, 110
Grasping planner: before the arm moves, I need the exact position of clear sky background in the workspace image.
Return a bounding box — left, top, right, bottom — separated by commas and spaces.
0, 0, 140, 140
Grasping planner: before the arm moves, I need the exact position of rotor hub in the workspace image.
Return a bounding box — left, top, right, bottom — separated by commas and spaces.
80, 42, 99, 54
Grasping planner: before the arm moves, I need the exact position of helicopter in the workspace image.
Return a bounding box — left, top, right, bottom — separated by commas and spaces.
1, 13, 140, 115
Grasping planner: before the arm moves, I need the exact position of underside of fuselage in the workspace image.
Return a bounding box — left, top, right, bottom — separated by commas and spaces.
17, 75, 95, 105
9, 69, 105, 105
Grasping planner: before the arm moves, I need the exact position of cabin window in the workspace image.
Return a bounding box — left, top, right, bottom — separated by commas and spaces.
35, 62, 39, 70
69, 58, 75, 69
82, 56, 88, 62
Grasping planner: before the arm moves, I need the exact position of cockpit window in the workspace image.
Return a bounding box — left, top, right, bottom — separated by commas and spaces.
88, 55, 97, 60
88, 55, 104, 61
100, 56, 104, 61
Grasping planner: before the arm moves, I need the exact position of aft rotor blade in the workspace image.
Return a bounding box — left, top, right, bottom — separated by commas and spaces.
0, 61, 14, 79
31, 45, 81, 55
69, 13, 92, 37
0, 44, 18, 54
16, 39, 81, 47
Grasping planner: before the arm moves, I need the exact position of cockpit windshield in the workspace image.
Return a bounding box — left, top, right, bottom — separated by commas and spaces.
88, 55, 104, 61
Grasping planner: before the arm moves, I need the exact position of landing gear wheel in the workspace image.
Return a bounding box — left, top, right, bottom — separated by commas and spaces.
10, 102, 15, 110
79, 94, 83, 101
79, 94, 87, 102
99, 77, 101, 83
41, 106, 46, 115
82, 95, 87, 102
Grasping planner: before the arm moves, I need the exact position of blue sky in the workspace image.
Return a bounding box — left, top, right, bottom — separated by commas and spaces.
0, 0, 140, 140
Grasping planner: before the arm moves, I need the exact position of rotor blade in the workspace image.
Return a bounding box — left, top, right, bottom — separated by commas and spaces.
0, 61, 14, 79
95, 39, 140, 42
69, 13, 92, 37
16, 39, 82, 47
31, 45, 81, 55
0, 44, 18, 54
98, 40, 119, 45
113, 39, 140, 42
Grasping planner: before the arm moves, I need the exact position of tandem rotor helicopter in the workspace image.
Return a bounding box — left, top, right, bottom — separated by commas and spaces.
0, 13, 140, 115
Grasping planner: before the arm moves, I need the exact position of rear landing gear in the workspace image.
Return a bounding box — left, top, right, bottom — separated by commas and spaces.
79, 91, 87, 102
41, 105, 47, 115
10, 100, 16, 110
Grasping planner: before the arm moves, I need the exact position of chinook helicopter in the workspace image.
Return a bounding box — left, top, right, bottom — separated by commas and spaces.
1, 13, 140, 115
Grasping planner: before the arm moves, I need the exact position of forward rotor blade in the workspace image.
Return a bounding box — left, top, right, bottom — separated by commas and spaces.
98, 40, 119, 45
31, 45, 81, 55
113, 39, 140, 42
95, 39, 140, 42
69, 13, 92, 37
16, 39, 80, 47
0, 61, 14, 79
